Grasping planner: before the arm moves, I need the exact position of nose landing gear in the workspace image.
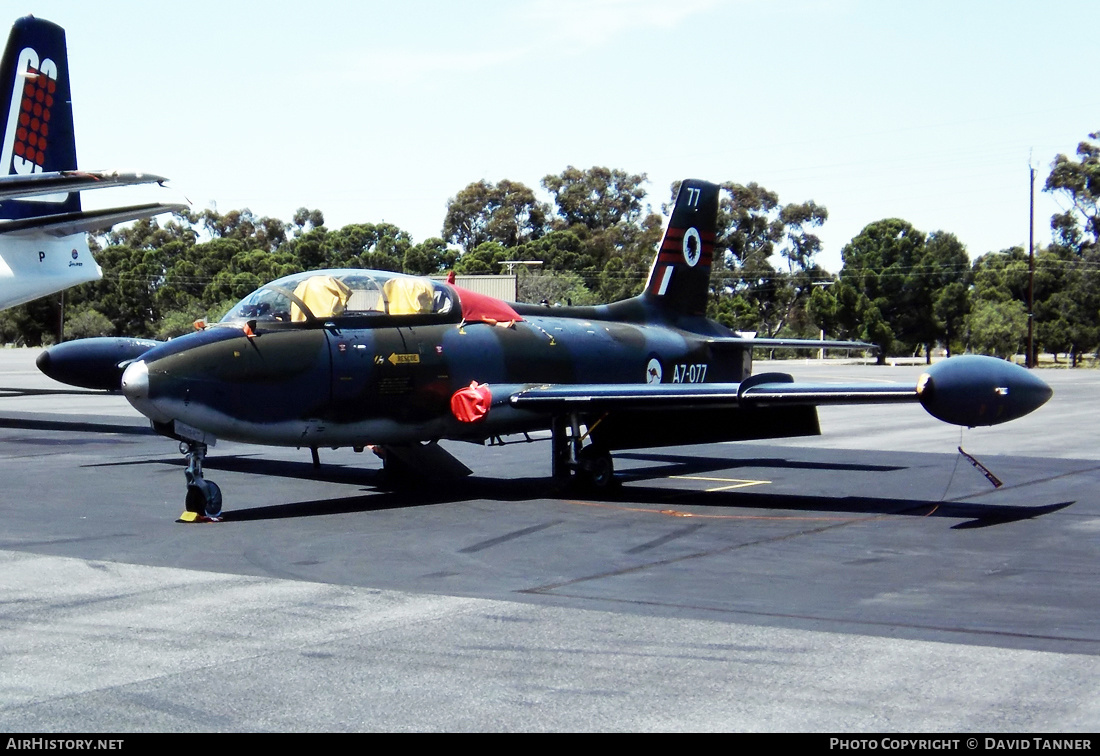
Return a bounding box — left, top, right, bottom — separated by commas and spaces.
180, 441, 222, 521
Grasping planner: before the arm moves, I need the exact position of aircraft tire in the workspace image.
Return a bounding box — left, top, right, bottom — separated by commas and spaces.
578, 446, 615, 490
204, 481, 223, 518
185, 480, 223, 519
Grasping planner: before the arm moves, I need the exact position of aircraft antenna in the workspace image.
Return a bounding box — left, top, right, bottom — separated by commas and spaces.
1027, 155, 1036, 368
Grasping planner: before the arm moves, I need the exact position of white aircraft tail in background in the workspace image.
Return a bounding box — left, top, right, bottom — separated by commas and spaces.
0, 15, 185, 311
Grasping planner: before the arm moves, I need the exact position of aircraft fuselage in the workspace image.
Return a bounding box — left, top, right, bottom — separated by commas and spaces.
123, 303, 748, 449
0, 232, 100, 309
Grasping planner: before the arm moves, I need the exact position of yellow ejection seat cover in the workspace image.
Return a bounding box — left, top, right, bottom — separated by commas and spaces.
291, 275, 353, 322
380, 277, 435, 315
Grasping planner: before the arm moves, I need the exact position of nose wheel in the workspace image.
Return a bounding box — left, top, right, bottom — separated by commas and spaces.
181, 441, 222, 521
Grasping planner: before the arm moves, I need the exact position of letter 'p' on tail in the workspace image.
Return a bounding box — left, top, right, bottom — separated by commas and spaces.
642, 179, 720, 317
0, 15, 79, 221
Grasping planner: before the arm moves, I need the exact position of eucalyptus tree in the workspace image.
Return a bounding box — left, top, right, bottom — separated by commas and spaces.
707, 181, 829, 337
830, 218, 926, 362
541, 166, 648, 231
442, 179, 548, 253
1042, 130, 1100, 363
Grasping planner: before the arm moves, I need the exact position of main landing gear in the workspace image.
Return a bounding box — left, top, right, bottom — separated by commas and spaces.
551, 414, 616, 491
181, 441, 222, 521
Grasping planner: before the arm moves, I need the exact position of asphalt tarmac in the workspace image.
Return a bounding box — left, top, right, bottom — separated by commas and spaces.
1, 348, 1098, 732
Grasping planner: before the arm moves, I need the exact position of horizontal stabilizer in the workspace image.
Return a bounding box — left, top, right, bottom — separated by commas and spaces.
0, 202, 189, 236
710, 336, 875, 351
0, 170, 171, 201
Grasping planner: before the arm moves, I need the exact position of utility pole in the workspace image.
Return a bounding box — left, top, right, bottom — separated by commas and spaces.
1027, 163, 1036, 368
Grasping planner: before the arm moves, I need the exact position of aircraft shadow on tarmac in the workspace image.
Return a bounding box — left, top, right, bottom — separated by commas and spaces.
0, 416, 151, 436
614, 451, 905, 475
0, 386, 106, 398
0, 406, 153, 438
85, 448, 1074, 530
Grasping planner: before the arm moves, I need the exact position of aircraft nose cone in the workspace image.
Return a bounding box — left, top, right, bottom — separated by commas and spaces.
121, 359, 148, 401
121, 360, 171, 423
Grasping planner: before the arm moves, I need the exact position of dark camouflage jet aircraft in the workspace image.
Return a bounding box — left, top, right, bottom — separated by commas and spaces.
39, 179, 1053, 521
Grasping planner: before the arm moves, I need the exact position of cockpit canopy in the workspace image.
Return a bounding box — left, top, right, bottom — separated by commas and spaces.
220, 269, 457, 325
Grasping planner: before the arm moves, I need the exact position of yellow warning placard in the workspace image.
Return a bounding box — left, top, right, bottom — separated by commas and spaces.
387, 353, 420, 365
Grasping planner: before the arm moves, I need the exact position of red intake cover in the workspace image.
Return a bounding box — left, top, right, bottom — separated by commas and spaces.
451, 381, 492, 423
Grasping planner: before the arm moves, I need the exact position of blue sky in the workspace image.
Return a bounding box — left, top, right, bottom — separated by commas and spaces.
21, 0, 1099, 273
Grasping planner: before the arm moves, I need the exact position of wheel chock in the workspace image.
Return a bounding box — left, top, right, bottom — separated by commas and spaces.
176, 511, 223, 523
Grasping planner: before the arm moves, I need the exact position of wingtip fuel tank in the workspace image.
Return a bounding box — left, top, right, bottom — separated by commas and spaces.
36, 337, 161, 391
917, 355, 1053, 427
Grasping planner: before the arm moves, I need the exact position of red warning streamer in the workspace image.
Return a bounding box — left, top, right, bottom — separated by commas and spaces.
958, 446, 1003, 488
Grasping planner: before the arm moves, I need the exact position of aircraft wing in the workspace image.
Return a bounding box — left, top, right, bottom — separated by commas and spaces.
0, 203, 190, 237
508, 377, 915, 412
506, 355, 1053, 428
0, 170, 171, 201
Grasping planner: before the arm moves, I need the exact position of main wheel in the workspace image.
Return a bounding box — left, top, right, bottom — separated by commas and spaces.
577, 446, 615, 490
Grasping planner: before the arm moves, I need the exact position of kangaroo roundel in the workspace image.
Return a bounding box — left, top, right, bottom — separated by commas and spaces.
646, 358, 662, 384
682, 227, 702, 268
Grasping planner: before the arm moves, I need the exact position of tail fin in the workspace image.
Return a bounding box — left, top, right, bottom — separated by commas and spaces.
642, 179, 720, 317
0, 16, 79, 221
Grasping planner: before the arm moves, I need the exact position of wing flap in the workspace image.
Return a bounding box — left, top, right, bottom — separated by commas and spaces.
740, 382, 917, 405
510, 383, 744, 412
509, 380, 917, 413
